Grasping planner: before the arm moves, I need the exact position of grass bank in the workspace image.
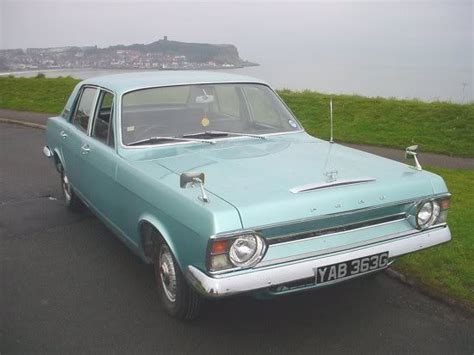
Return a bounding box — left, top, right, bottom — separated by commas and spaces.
0, 76, 79, 114
278, 90, 474, 158
0, 76, 473, 156
395, 167, 474, 307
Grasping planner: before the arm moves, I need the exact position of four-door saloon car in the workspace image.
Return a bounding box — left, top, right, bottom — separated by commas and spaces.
44, 71, 451, 319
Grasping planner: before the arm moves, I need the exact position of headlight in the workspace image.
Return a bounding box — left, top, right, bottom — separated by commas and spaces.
207, 233, 266, 272
416, 197, 450, 229
229, 235, 265, 267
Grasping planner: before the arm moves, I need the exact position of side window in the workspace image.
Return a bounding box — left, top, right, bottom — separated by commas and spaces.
73, 87, 97, 132
92, 91, 115, 147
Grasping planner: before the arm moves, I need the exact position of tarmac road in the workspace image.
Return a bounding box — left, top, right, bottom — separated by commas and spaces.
1, 123, 473, 355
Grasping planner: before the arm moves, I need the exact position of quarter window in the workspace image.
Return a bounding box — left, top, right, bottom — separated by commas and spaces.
92, 91, 115, 147
73, 87, 97, 132
243, 86, 284, 128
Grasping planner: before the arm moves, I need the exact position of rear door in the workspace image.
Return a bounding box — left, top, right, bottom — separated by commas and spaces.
61, 86, 99, 198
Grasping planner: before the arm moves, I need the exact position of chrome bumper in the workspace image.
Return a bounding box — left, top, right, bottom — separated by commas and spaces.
186, 226, 451, 298
43, 145, 52, 158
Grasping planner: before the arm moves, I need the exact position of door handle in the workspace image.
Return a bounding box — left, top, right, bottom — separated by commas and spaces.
60, 130, 68, 139
81, 144, 91, 154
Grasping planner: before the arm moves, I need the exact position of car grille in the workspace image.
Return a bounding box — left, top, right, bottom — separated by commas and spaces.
266, 213, 406, 245
255, 200, 415, 244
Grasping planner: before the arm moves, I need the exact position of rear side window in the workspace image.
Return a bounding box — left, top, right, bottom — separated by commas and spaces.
92, 91, 115, 147
73, 87, 97, 132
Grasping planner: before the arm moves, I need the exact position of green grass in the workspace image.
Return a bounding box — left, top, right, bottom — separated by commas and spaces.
0, 76, 79, 114
278, 90, 474, 157
0, 76, 473, 156
395, 167, 474, 306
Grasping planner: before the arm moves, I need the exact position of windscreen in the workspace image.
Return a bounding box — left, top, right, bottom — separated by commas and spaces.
121, 83, 301, 145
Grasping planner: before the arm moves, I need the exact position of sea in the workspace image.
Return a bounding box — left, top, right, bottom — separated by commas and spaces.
2, 2, 472, 103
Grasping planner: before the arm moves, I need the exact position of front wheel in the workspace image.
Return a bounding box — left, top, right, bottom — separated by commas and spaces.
153, 243, 202, 320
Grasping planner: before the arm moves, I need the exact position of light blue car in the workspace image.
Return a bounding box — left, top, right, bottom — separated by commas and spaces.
44, 71, 451, 319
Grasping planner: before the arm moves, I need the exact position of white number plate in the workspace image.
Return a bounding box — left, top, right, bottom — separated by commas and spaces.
315, 252, 389, 284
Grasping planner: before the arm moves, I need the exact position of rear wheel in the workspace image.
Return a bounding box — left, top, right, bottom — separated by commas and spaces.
61, 170, 82, 212
153, 242, 202, 320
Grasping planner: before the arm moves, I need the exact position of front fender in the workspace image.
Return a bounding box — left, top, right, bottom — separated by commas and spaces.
137, 213, 181, 266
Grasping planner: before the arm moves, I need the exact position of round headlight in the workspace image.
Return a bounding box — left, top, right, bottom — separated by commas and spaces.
229, 234, 265, 267
417, 200, 441, 229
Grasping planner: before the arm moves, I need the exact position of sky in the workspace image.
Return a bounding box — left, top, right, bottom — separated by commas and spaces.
1, 0, 472, 101
1, 0, 471, 52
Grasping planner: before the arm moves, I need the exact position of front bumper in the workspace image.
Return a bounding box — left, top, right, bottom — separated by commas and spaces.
43, 145, 52, 158
186, 225, 451, 298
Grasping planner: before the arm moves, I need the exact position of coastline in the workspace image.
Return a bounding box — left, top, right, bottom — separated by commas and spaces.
0, 62, 260, 77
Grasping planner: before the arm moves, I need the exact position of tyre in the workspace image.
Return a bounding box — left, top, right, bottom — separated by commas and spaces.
60, 170, 83, 212
153, 242, 202, 320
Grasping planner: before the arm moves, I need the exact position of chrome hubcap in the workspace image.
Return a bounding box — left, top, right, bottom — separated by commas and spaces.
159, 246, 177, 303
62, 174, 72, 202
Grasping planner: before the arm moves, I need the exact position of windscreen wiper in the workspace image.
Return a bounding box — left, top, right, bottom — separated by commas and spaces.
127, 136, 216, 146
183, 130, 266, 140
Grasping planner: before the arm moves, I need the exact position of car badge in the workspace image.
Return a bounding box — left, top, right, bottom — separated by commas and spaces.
324, 170, 338, 183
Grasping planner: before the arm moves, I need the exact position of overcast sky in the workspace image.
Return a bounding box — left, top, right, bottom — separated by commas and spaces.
1, 0, 472, 101
1, 1, 471, 52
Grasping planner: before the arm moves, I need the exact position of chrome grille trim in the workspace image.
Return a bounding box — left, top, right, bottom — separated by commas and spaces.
267, 213, 407, 245
258, 224, 447, 268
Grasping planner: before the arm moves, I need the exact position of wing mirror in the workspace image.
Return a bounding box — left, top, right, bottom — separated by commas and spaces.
180, 172, 209, 202
405, 145, 422, 171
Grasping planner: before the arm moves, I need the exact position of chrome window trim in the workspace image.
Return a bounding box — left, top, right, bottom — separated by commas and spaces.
71, 85, 99, 134
87, 88, 101, 136
90, 88, 116, 149
117, 82, 304, 150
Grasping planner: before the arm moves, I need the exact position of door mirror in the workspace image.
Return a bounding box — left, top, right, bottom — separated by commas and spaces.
405, 145, 418, 160
180, 172, 209, 202
405, 145, 422, 170
180, 172, 205, 188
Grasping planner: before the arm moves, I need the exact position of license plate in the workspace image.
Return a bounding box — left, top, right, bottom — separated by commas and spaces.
315, 252, 389, 285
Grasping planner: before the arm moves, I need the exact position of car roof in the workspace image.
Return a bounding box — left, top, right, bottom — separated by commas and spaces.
80, 70, 269, 95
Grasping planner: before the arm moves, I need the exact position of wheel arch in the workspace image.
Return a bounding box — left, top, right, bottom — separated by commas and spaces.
138, 215, 180, 266
52, 148, 64, 173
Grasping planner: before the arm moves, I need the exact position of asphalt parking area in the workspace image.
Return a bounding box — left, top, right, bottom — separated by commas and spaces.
1, 123, 473, 354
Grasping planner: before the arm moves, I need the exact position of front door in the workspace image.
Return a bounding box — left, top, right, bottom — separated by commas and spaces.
61, 86, 98, 198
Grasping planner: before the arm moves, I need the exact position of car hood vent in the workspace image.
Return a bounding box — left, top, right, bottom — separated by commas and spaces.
289, 178, 376, 193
